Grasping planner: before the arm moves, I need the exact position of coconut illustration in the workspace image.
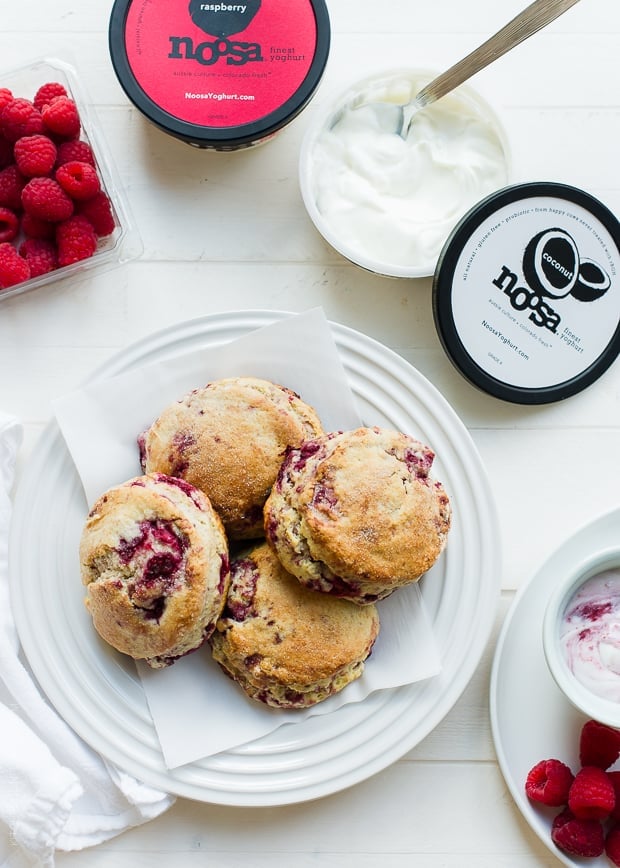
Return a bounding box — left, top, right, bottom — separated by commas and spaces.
572, 258, 611, 302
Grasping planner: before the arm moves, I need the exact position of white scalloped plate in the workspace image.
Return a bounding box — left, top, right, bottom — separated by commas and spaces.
10, 310, 500, 806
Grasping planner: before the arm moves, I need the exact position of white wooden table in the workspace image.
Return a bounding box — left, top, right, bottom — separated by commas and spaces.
3, 0, 620, 864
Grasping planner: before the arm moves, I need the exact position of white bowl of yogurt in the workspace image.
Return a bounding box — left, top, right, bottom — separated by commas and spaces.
299, 68, 510, 278
543, 547, 620, 728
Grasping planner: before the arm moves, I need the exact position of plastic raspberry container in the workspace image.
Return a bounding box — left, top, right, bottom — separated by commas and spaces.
0, 57, 141, 301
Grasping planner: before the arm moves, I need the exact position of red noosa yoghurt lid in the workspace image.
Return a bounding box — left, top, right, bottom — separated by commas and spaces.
109, 0, 330, 149
433, 182, 620, 404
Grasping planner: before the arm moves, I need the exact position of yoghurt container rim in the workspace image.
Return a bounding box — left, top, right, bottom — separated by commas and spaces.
298, 66, 511, 279
433, 181, 620, 404
109, 0, 331, 150
543, 546, 620, 729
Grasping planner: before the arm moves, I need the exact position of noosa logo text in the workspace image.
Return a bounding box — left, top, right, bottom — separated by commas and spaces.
168, 34, 262, 65
493, 227, 611, 333
168, 0, 263, 66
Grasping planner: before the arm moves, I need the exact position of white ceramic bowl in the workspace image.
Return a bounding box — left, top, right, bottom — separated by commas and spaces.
543, 546, 620, 728
299, 68, 510, 279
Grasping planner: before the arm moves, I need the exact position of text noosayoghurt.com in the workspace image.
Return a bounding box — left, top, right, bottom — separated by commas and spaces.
482, 319, 530, 361
185, 91, 255, 101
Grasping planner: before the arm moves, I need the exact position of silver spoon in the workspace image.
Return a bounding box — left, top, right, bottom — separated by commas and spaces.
358, 0, 582, 138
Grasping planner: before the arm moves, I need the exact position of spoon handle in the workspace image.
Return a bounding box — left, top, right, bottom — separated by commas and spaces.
415, 0, 582, 108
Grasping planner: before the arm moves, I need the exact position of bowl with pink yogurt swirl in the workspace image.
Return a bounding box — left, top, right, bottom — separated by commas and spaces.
543, 547, 620, 728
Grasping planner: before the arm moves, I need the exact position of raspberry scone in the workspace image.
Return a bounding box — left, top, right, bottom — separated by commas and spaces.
79, 472, 230, 668
138, 377, 323, 540
264, 426, 451, 605
210, 542, 380, 708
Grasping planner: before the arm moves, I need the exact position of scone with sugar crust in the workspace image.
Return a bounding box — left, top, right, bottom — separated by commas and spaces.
80, 472, 230, 668
264, 426, 451, 605
210, 542, 380, 708
138, 377, 323, 540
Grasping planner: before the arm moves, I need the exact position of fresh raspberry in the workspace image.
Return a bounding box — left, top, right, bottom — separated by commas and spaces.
607, 771, 620, 822
0, 135, 13, 170
14, 134, 57, 177
551, 807, 605, 858
76, 190, 115, 236
22, 177, 74, 222
0, 98, 43, 143
0, 165, 26, 210
0, 242, 30, 288
0, 207, 19, 243
580, 719, 620, 770
55, 139, 95, 169
41, 96, 80, 140
524, 758, 574, 807
21, 211, 55, 240
568, 765, 616, 820
607, 823, 620, 866
0, 89, 13, 113
56, 214, 97, 266
55, 160, 100, 201
18, 238, 57, 278
33, 81, 68, 112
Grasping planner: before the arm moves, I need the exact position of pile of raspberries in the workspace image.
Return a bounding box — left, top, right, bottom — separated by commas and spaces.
525, 719, 620, 862
0, 80, 116, 291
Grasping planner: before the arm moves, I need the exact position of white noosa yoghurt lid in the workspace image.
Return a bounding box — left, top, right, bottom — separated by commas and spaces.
109, 0, 330, 150
433, 182, 620, 404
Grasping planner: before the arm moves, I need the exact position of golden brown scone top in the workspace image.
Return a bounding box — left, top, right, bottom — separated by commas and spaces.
80, 473, 229, 666
140, 376, 323, 539
297, 427, 451, 584
215, 542, 379, 685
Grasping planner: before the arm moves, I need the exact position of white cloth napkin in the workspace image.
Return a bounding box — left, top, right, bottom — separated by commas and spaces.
0, 413, 174, 868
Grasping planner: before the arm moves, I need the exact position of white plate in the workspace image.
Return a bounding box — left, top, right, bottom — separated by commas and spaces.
10, 310, 500, 806
490, 506, 620, 868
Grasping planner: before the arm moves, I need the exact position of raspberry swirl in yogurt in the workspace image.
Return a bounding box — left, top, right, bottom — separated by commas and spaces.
560, 568, 620, 702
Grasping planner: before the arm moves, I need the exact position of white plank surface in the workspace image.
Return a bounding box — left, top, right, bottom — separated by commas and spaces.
3, 0, 620, 865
